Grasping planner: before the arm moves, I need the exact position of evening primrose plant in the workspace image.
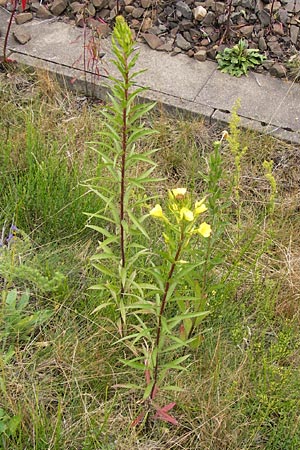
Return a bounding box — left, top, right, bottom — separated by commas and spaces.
119, 188, 211, 425
87, 17, 214, 426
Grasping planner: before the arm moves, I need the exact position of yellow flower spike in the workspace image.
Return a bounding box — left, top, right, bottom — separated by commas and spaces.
194, 199, 207, 215
180, 207, 194, 222
150, 204, 164, 219
171, 187, 187, 200
198, 222, 212, 237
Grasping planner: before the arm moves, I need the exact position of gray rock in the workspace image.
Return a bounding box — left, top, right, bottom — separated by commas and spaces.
15, 12, 33, 24
278, 8, 289, 24
176, 1, 193, 20
194, 49, 207, 61
290, 25, 299, 44
193, 5, 207, 21
241, 0, 255, 8
13, 29, 31, 44
258, 36, 267, 51
257, 9, 271, 26
148, 25, 165, 35
124, 5, 134, 13
269, 62, 287, 77
157, 41, 173, 52
36, 4, 53, 19
240, 25, 254, 37
50, 0, 67, 16
109, 5, 118, 19
92, 0, 109, 8
214, 2, 226, 14
262, 59, 274, 70
268, 40, 283, 56
175, 33, 192, 50
142, 33, 164, 49
202, 11, 215, 25
179, 19, 194, 31
207, 46, 218, 58
183, 31, 193, 42
132, 7, 145, 18
273, 23, 284, 36
141, 0, 152, 7
217, 14, 227, 25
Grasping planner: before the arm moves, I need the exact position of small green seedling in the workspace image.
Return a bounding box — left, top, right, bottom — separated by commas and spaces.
216, 39, 266, 77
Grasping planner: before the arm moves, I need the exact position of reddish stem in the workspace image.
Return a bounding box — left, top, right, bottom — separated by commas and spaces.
150, 229, 184, 400
120, 53, 129, 299
3, 0, 18, 62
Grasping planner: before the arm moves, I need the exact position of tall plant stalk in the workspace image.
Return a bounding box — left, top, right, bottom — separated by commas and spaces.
2, 0, 17, 63
87, 16, 158, 333
150, 228, 184, 400
2, 0, 27, 64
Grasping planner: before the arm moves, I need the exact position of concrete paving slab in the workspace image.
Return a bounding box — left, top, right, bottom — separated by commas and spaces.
2, 10, 217, 102
196, 69, 300, 132
132, 45, 217, 101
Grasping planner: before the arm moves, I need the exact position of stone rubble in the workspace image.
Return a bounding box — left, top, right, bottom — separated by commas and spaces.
2, 0, 300, 79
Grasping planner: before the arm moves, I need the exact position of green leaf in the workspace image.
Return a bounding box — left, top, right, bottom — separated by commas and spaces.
167, 311, 210, 329
120, 357, 146, 371
126, 301, 156, 314
7, 415, 21, 436
161, 354, 190, 370
127, 210, 150, 239
92, 262, 117, 277
143, 381, 154, 400
87, 224, 114, 238
91, 302, 113, 314
5, 290, 17, 308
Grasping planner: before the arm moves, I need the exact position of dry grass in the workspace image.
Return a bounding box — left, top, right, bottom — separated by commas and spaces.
0, 66, 299, 449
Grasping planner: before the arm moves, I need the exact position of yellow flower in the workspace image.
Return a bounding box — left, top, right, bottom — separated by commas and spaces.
194, 199, 207, 215
180, 207, 194, 222
198, 222, 212, 237
221, 130, 229, 140
171, 187, 187, 200
150, 204, 164, 219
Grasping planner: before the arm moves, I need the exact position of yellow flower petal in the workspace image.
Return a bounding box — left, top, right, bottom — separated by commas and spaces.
194, 200, 207, 215
221, 130, 229, 140
198, 222, 212, 237
150, 204, 164, 219
171, 187, 187, 200
180, 207, 194, 222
